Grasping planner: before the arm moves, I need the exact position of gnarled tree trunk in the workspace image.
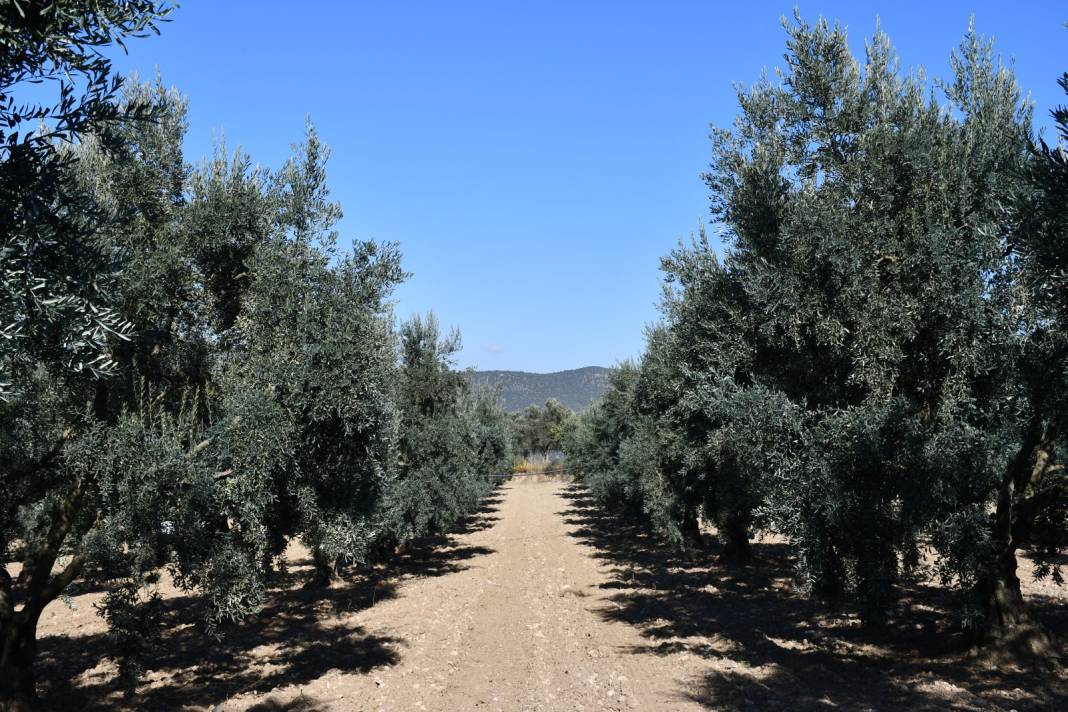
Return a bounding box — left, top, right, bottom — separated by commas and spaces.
0, 476, 89, 710
977, 549, 1053, 657
977, 415, 1057, 658
0, 614, 40, 712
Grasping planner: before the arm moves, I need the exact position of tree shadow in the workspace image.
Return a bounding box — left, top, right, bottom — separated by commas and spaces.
35, 575, 403, 710
246, 697, 332, 712
560, 485, 1067, 712
34, 493, 502, 710
447, 492, 503, 536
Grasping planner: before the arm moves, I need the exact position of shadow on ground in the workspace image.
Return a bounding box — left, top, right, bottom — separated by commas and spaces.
34, 493, 503, 710
560, 484, 1067, 712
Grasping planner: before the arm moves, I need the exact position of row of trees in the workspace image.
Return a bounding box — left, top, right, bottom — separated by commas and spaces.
512, 399, 574, 459
0, 4, 511, 708
566, 15, 1067, 654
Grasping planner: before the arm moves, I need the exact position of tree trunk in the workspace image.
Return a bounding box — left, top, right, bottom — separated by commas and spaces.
977, 415, 1058, 659
681, 503, 704, 550
717, 513, 752, 563
0, 552, 86, 711
977, 549, 1056, 658
813, 539, 845, 603
0, 475, 89, 710
307, 548, 340, 587
0, 664, 34, 712
0, 615, 40, 712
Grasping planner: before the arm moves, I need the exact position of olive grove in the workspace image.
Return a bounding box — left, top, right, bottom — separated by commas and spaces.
565, 15, 1067, 654
0, 3, 511, 708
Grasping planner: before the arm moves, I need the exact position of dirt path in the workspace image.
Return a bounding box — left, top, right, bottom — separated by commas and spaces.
33, 478, 1067, 711
222, 478, 702, 711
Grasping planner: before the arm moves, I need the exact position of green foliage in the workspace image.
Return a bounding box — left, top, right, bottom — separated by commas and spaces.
512, 398, 575, 458
1011, 64, 1068, 581
381, 313, 512, 547
220, 125, 405, 574
0, 1, 173, 401
469, 367, 610, 412
569, 15, 1066, 634
563, 363, 646, 515
1, 43, 510, 703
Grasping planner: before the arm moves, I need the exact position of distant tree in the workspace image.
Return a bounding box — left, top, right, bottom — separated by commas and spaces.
563, 363, 647, 515
381, 313, 510, 547
511, 399, 575, 459
513, 404, 546, 458
541, 398, 574, 455
465, 386, 514, 481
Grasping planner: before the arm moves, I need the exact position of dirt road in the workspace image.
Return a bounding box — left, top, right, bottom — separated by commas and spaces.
222, 477, 704, 711
35, 478, 1067, 711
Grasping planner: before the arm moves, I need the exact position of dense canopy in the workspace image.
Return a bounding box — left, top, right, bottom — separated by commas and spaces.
0, 3, 511, 707
1, 4, 1065, 709
565, 14, 1067, 651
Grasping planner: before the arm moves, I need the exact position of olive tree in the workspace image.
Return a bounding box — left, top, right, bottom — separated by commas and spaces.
576, 15, 1064, 646
380, 313, 511, 548
983, 62, 1068, 650
690, 14, 1064, 637
563, 362, 647, 515
1, 3, 173, 706
218, 125, 405, 584
1, 64, 408, 710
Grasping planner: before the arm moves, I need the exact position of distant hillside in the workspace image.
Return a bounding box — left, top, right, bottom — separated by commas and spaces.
468, 366, 611, 412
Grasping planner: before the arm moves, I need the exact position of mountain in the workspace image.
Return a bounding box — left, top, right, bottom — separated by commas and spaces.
468, 366, 611, 413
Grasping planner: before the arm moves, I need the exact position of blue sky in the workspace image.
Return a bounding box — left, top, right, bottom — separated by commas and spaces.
108, 1, 1066, 372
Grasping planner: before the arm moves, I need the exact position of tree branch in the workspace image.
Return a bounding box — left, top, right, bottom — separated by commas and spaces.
16, 474, 87, 603
39, 553, 86, 604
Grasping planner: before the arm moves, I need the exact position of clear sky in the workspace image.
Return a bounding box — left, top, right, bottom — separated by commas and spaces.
108, 1, 1067, 372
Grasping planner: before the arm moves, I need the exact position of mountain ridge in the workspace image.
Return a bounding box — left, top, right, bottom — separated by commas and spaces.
467, 366, 610, 412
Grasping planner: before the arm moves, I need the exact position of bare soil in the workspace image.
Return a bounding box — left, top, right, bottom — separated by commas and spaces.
29, 479, 1068, 711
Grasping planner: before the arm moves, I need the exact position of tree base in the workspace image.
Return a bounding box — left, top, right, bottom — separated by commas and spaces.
716, 545, 752, 565
305, 550, 342, 588
0, 665, 35, 712
974, 569, 1063, 668
715, 528, 752, 565
971, 621, 1062, 669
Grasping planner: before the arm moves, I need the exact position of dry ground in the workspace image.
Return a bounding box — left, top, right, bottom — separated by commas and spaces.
27, 478, 1068, 711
